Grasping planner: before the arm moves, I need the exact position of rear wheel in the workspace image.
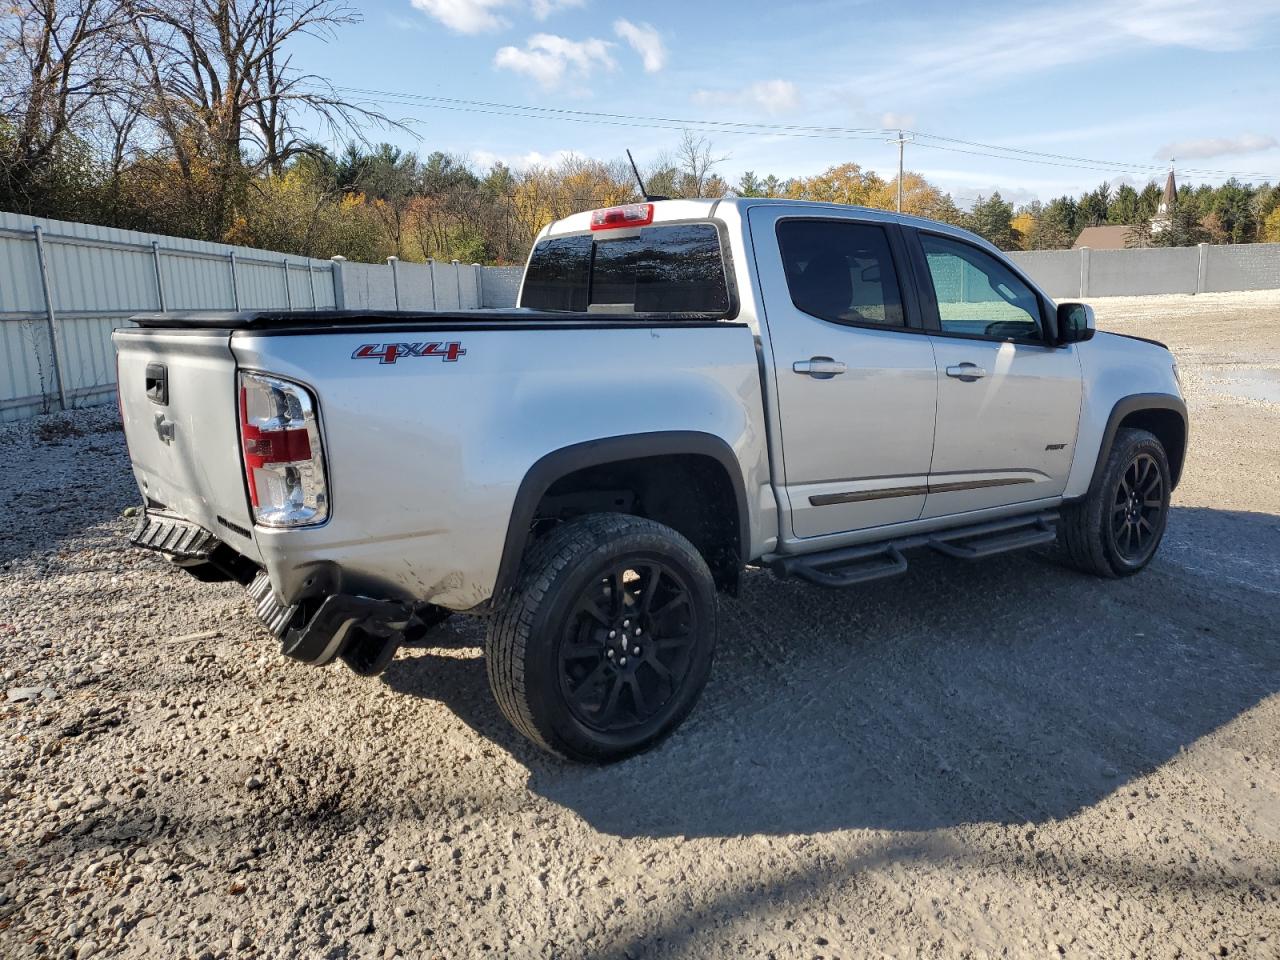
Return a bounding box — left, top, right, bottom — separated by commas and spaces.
486, 514, 718, 763
1059, 427, 1171, 577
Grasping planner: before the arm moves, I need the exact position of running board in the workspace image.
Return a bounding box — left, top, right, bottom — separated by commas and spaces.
769, 511, 1058, 589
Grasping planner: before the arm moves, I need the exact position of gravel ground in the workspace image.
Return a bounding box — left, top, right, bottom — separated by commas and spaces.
2, 290, 1278, 960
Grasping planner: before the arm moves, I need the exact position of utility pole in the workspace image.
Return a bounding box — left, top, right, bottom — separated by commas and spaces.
886, 130, 913, 212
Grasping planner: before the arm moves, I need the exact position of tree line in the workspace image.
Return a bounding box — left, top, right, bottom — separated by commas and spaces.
4, 1, 1279, 265
1009, 178, 1280, 250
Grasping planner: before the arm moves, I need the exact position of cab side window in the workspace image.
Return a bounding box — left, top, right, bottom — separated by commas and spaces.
918, 234, 1042, 341
776, 220, 905, 328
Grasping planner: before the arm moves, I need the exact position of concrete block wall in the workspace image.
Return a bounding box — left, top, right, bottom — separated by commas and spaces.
1011, 242, 1280, 299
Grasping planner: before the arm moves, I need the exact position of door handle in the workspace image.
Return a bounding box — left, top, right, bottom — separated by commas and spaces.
945, 362, 987, 382
793, 357, 847, 379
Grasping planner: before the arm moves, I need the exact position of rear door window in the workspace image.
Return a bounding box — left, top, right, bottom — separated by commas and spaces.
521, 223, 730, 315
775, 219, 905, 328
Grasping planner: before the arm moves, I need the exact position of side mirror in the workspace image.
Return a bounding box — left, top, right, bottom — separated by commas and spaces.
1056, 302, 1096, 345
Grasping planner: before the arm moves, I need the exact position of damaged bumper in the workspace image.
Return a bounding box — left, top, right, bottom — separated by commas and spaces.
129, 509, 421, 676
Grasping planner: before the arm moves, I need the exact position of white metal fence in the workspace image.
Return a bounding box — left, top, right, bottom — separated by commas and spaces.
0, 211, 524, 422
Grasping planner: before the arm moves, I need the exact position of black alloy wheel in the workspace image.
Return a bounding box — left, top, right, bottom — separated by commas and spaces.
1109, 451, 1166, 564
486, 513, 718, 762
1058, 426, 1173, 578
558, 559, 698, 734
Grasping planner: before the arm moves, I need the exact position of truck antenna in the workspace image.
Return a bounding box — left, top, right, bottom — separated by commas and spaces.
627, 149, 668, 202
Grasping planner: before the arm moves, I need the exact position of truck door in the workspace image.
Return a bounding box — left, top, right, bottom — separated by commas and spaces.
906, 229, 1083, 518
748, 207, 939, 540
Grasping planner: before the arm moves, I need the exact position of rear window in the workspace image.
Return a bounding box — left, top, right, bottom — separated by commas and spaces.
520, 223, 731, 315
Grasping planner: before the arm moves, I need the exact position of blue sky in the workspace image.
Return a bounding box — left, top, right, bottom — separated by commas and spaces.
293, 0, 1280, 206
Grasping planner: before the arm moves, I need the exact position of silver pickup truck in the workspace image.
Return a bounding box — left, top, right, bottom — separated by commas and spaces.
115, 198, 1187, 762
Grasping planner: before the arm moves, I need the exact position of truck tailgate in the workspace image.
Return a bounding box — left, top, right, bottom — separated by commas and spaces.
113, 327, 260, 560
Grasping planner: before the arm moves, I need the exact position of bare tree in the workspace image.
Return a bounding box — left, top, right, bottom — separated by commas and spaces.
673, 129, 727, 198
120, 0, 402, 237
0, 0, 130, 211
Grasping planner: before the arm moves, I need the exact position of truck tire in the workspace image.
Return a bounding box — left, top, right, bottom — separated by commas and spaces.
486, 513, 718, 763
1059, 427, 1171, 578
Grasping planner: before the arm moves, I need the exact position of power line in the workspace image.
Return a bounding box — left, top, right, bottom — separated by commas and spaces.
321, 83, 1280, 182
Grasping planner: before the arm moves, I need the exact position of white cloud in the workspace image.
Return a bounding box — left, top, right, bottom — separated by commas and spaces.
613, 19, 666, 72
410, 0, 510, 33
531, 0, 585, 18
410, 0, 585, 33
1154, 133, 1279, 160
854, 0, 1280, 99
494, 33, 615, 89
1112, 0, 1279, 51
692, 80, 801, 115
471, 147, 579, 170
880, 112, 916, 130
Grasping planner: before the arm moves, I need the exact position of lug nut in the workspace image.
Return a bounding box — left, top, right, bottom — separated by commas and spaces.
619, 657, 628, 666
635, 627, 642, 635
632, 647, 640, 655
623, 619, 630, 628
607, 649, 614, 658
608, 630, 616, 638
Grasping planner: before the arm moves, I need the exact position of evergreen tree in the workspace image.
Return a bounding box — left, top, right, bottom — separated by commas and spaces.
1108, 184, 1140, 225
965, 193, 1017, 249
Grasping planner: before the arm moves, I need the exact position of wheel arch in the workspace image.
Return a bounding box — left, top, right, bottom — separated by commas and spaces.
1088, 393, 1188, 495
493, 431, 750, 601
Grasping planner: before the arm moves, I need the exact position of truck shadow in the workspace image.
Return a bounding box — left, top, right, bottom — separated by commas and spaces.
381, 505, 1280, 839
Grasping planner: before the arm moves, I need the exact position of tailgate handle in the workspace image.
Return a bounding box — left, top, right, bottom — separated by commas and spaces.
145, 362, 168, 404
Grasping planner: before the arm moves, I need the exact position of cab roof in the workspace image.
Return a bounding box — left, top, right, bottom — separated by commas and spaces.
541, 196, 993, 251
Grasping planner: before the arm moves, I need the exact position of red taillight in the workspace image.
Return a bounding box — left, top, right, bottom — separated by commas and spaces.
242, 424, 312, 467
238, 373, 328, 526
590, 203, 654, 230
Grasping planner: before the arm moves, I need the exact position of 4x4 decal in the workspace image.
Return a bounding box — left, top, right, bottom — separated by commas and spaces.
352, 342, 466, 364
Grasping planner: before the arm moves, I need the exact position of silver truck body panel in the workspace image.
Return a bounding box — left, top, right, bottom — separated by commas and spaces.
1063, 331, 1183, 499
113, 197, 1183, 616
231, 322, 770, 610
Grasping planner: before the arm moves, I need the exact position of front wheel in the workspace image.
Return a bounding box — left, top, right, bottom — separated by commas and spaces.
1059, 427, 1172, 578
486, 514, 718, 763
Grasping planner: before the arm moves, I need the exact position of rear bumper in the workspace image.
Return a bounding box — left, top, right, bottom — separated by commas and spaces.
129, 509, 415, 667
130, 510, 258, 584
246, 571, 413, 666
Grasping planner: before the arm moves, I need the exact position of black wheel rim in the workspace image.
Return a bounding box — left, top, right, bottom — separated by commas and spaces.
557, 558, 698, 734
1111, 452, 1165, 562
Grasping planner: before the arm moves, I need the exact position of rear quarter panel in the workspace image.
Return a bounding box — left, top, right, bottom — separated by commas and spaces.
232, 323, 771, 610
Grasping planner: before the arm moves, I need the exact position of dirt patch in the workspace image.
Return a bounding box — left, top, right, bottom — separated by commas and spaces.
2, 293, 1278, 959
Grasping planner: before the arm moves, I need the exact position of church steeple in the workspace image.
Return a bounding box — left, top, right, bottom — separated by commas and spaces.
1157, 162, 1177, 217
1151, 160, 1177, 235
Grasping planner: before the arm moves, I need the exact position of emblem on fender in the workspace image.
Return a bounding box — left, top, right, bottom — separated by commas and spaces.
351, 342, 466, 364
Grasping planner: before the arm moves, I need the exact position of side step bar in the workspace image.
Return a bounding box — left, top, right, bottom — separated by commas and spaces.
769, 511, 1058, 589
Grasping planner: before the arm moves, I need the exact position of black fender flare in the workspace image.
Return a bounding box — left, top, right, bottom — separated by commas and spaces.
1087, 392, 1188, 495
491, 431, 749, 601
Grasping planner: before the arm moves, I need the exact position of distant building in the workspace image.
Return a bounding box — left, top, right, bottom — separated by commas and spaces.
1072, 225, 1134, 249
1150, 167, 1177, 235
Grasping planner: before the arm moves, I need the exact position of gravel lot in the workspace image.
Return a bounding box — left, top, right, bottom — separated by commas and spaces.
2, 290, 1278, 960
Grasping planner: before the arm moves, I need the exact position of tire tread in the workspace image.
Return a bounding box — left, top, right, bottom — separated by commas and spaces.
486, 513, 711, 761
1058, 426, 1167, 578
